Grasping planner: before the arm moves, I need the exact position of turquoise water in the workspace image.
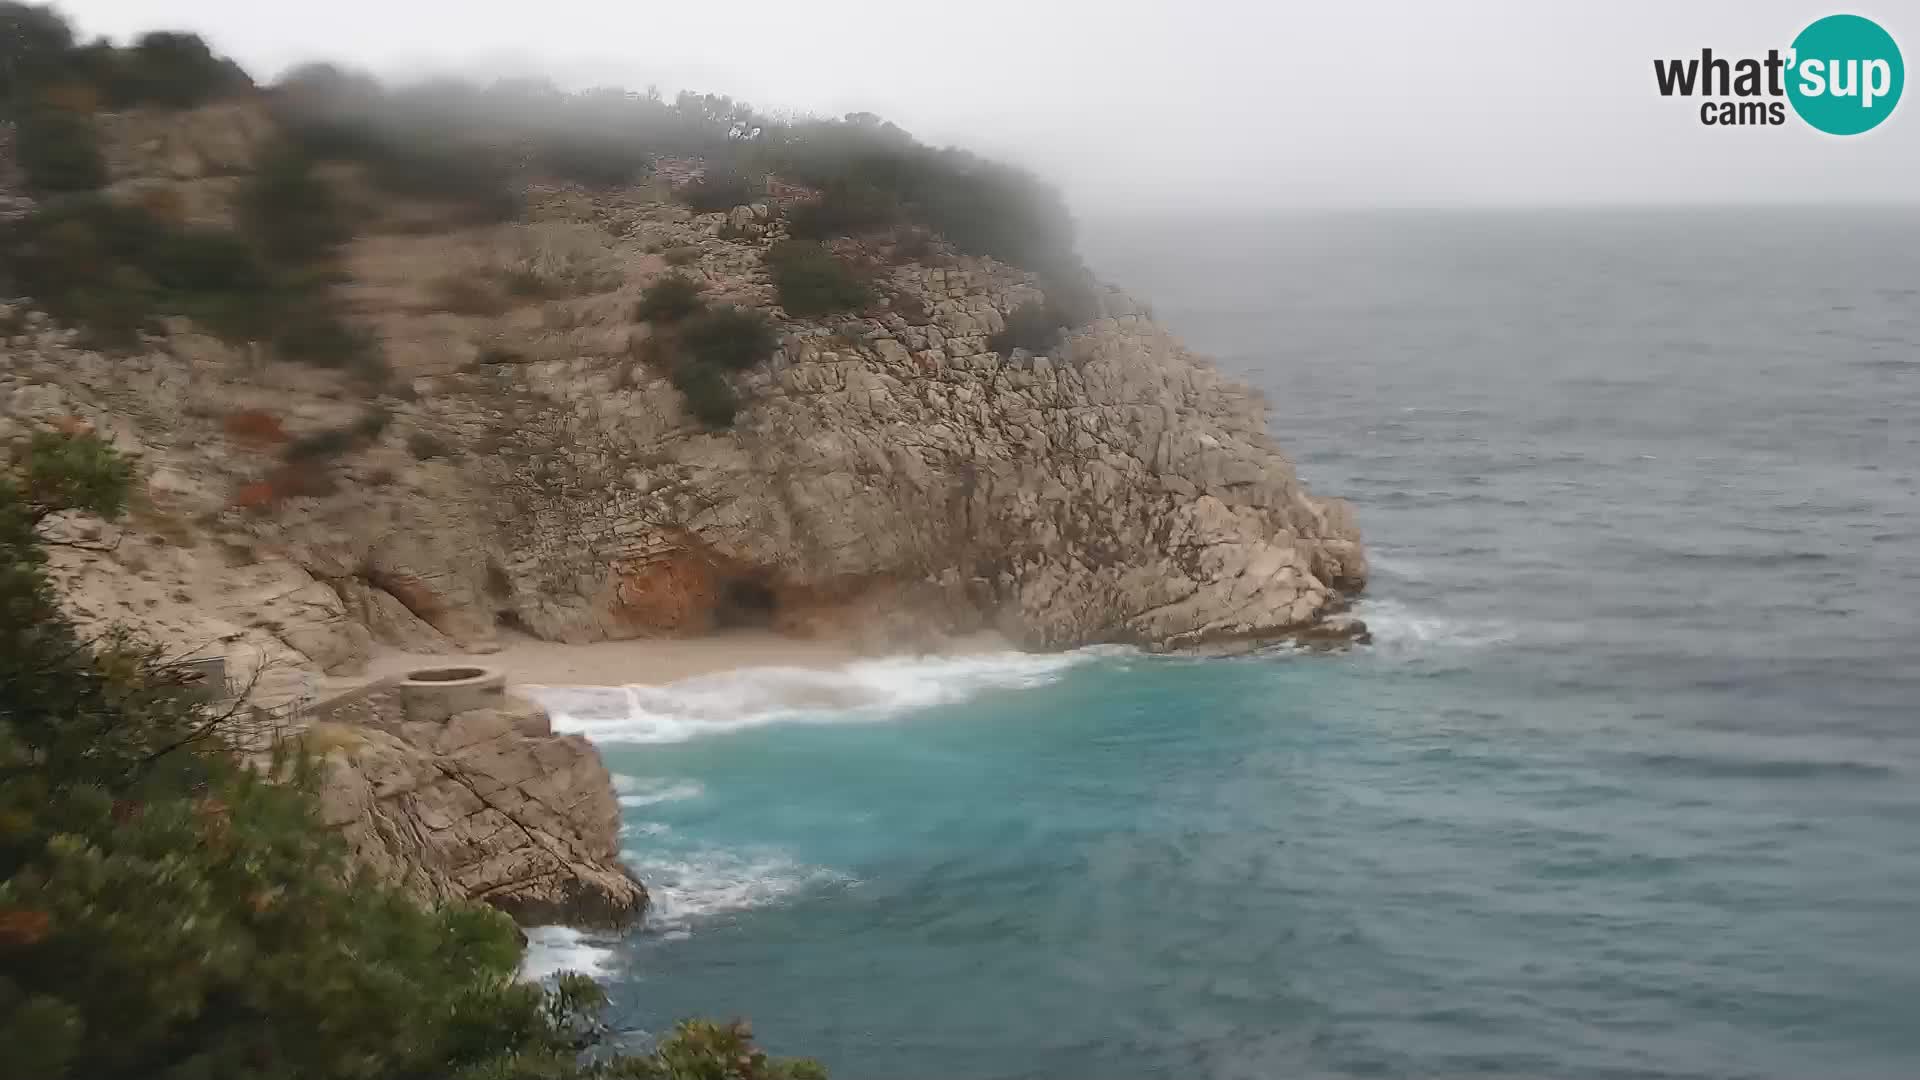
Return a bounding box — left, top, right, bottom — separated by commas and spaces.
529, 210, 1920, 1079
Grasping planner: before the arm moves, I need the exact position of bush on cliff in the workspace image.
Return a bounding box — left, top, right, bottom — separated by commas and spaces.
671, 358, 743, 429
988, 273, 1102, 356
635, 273, 706, 323
681, 306, 777, 372
97, 30, 252, 108
240, 143, 351, 265
770, 112, 1077, 273
989, 301, 1066, 356
764, 240, 871, 318
0, 431, 825, 1079
0, 197, 263, 346
0, 6, 247, 111
13, 106, 107, 194
783, 179, 899, 242
537, 132, 650, 189
1, 182, 382, 375
0, 3, 76, 103
677, 169, 756, 213
274, 64, 520, 222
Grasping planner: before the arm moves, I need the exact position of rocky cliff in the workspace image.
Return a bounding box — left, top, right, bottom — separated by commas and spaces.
5, 104, 1364, 657
1, 102, 1365, 922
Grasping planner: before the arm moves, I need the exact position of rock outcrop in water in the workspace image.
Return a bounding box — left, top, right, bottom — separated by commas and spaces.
306, 673, 646, 928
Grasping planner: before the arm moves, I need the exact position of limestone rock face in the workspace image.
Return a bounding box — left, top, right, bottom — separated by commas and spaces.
310, 686, 646, 928
475, 264, 1368, 650
1, 105, 1366, 666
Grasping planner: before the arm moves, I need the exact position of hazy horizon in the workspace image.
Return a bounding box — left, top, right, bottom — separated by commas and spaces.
54, 0, 1920, 214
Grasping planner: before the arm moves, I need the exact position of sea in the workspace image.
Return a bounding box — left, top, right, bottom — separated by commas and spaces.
522, 208, 1920, 1080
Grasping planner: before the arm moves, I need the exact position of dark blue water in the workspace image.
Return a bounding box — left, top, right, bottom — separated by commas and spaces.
535, 210, 1920, 1080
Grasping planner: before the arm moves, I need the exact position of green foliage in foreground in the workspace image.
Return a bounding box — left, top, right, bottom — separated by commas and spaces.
763, 240, 871, 318
0, 432, 825, 1080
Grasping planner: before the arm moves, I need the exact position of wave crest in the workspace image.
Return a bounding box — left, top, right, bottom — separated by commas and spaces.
519, 925, 618, 980
1356, 598, 1520, 649
624, 847, 850, 932
528, 650, 1097, 744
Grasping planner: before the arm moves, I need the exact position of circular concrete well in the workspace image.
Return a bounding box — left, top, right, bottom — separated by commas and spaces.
397, 665, 506, 723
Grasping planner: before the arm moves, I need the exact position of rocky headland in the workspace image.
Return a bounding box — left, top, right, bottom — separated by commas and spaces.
0, 99, 1365, 928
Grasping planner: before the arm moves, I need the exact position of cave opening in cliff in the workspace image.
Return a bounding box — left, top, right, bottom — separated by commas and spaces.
714, 576, 778, 629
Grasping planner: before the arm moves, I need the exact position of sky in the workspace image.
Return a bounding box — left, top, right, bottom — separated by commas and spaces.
55, 0, 1920, 213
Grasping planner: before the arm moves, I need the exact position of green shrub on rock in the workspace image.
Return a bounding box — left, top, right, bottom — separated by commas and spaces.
677, 170, 755, 213
783, 180, 898, 242
988, 272, 1102, 357
988, 300, 1065, 356
537, 134, 649, 190
764, 240, 870, 318
0, 193, 384, 374
14, 107, 106, 194
2, 197, 254, 346
240, 144, 350, 265
635, 273, 705, 323
681, 306, 776, 372
671, 360, 741, 428
102, 30, 252, 108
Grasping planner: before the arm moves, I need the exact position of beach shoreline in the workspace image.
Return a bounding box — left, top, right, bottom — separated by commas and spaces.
345, 629, 1018, 690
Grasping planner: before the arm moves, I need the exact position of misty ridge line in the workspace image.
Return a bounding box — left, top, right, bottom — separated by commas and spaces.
0, 0, 1104, 299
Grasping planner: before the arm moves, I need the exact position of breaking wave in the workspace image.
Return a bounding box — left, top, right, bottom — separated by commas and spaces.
622, 846, 851, 933
518, 925, 618, 981
1355, 598, 1521, 649
617, 778, 706, 808
527, 650, 1100, 744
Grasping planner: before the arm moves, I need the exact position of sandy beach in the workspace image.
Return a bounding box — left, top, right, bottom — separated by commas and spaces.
346, 629, 1015, 690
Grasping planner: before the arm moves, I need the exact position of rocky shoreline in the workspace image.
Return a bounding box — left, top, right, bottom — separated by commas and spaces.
1, 101, 1366, 928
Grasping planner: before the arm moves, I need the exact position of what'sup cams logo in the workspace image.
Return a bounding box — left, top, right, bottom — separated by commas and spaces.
1654, 13, 1903, 133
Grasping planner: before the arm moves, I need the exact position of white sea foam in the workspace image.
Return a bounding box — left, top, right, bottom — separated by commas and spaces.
527, 649, 1097, 744
618, 779, 706, 808
519, 925, 618, 980
622, 846, 850, 931
1357, 598, 1518, 649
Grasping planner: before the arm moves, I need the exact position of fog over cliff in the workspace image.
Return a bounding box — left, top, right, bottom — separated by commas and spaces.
58, 0, 1920, 211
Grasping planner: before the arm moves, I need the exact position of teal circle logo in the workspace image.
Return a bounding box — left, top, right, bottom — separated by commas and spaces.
1787, 14, 1904, 134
